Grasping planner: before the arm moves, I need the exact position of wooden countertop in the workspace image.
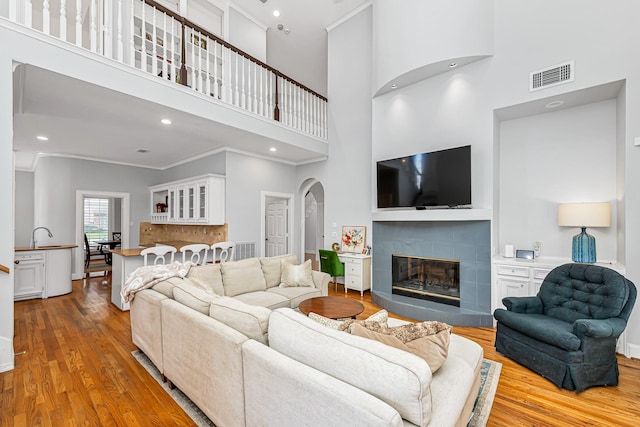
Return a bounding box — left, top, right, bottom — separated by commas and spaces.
15, 245, 77, 252
112, 241, 208, 257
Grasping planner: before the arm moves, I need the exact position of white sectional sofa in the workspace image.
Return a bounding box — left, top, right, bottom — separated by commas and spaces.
129, 254, 483, 427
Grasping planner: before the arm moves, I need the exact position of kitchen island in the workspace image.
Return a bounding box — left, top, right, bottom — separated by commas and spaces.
110, 241, 208, 310
14, 245, 76, 300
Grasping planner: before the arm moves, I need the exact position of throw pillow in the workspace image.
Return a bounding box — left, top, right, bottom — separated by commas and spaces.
186, 264, 225, 296
260, 254, 299, 288
280, 259, 315, 288
349, 321, 452, 373
308, 309, 389, 330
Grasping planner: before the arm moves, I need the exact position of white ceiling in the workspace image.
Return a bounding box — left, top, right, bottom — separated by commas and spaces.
12, 0, 370, 171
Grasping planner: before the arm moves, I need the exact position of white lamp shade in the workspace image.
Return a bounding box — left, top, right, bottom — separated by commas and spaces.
558, 202, 611, 228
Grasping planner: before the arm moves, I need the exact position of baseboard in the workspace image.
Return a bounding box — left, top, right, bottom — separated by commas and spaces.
626, 343, 640, 359
0, 336, 14, 372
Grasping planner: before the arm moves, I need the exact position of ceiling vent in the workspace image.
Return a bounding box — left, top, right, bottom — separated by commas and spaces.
529, 61, 574, 92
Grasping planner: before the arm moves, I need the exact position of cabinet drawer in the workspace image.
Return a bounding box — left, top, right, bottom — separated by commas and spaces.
346, 277, 363, 288
496, 265, 529, 278
343, 257, 362, 266
533, 268, 552, 280
346, 264, 361, 277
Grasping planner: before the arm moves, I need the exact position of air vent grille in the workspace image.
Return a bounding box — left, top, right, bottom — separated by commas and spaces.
529, 61, 574, 91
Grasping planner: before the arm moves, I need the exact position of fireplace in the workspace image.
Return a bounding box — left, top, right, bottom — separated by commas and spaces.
392, 255, 460, 307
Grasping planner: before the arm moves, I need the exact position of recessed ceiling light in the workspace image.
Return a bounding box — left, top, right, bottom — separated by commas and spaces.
449, 62, 457, 68
545, 100, 565, 109
390, 84, 398, 89
161, 118, 172, 125
137, 148, 150, 153
269, 147, 277, 152
36, 135, 48, 141
273, 10, 280, 17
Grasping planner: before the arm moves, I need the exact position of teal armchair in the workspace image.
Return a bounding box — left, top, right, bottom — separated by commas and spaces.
319, 249, 345, 292
494, 263, 636, 392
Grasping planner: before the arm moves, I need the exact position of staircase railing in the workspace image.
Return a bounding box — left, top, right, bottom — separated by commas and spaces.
6, 0, 328, 140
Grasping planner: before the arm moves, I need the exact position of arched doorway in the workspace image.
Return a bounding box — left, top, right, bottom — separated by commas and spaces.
299, 179, 324, 269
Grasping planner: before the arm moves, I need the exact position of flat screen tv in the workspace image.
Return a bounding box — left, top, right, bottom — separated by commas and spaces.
376, 145, 471, 209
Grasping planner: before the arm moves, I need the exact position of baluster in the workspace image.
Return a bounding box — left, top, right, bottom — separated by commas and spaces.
258, 67, 264, 116
246, 59, 251, 111
59, 0, 67, 41
314, 96, 319, 136
43, 0, 50, 35
267, 71, 273, 119
253, 62, 258, 113
117, 0, 123, 62
104, 0, 112, 57
305, 91, 310, 134
283, 80, 289, 126
190, 30, 196, 91
234, 53, 239, 106
241, 57, 246, 109
170, 17, 177, 82
151, 9, 157, 75
90, 0, 97, 52
141, 1, 147, 71
197, 32, 203, 93
205, 36, 211, 96
227, 47, 233, 102
129, 0, 135, 66
25, 0, 33, 27
213, 41, 219, 99
323, 100, 328, 138
161, 13, 167, 79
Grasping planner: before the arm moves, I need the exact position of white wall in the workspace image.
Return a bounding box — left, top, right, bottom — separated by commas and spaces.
0, 57, 15, 371
296, 6, 372, 252
266, 28, 328, 97
499, 100, 618, 260
14, 170, 34, 247
224, 151, 297, 246
33, 156, 160, 277
369, 0, 640, 353
304, 193, 317, 253
228, 6, 266, 62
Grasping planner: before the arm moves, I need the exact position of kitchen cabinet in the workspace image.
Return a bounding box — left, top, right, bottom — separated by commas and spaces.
14, 251, 45, 300
149, 174, 225, 225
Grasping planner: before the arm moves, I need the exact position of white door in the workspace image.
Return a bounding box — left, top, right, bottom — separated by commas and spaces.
266, 197, 288, 257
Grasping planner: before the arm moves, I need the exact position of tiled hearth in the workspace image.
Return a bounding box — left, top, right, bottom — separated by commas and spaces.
372, 220, 493, 326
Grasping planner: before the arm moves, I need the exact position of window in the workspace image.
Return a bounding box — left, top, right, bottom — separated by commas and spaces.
84, 197, 109, 244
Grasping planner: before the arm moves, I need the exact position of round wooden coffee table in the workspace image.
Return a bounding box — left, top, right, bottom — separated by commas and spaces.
298, 296, 364, 319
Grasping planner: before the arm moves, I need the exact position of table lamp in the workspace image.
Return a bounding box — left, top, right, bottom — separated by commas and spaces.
558, 202, 611, 263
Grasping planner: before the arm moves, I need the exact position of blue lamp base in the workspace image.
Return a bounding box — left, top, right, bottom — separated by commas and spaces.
572, 227, 596, 263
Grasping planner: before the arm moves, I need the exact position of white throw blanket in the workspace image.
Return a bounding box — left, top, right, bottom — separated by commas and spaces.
121, 261, 193, 303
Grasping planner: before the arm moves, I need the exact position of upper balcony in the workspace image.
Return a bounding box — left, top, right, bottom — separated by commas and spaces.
3, 0, 329, 170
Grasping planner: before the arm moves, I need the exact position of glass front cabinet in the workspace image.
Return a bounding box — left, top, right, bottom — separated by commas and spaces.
149, 174, 225, 225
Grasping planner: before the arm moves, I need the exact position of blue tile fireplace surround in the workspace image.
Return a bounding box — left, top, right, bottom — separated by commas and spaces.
372, 220, 493, 326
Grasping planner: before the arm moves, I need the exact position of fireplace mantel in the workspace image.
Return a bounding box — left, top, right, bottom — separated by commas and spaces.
372, 209, 492, 222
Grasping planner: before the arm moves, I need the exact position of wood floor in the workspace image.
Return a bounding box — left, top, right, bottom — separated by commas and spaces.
2, 274, 640, 426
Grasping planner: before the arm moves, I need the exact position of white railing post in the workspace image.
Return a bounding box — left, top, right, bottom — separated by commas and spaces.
129, 0, 135, 66
90, 0, 97, 52
161, 13, 167, 80
151, 8, 157, 76
104, 0, 113, 58
25, 0, 33, 27
75, 0, 82, 47
170, 17, 177, 83
59, 0, 67, 41
43, 0, 50, 35
205, 37, 211, 96
213, 41, 219, 99
117, 0, 123, 62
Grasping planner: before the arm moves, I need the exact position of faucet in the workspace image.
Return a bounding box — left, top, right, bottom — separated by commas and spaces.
31, 227, 53, 248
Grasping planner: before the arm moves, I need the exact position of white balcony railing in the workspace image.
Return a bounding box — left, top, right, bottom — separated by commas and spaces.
6, 0, 328, 140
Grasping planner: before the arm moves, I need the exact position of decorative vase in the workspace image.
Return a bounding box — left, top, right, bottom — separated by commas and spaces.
572, 227, 596, 263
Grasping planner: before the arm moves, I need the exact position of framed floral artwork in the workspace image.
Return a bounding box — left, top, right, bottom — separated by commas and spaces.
340, 226, 366, 253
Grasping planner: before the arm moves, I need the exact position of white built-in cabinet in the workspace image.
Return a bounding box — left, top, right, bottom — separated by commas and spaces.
338, 254, 372, 297
492, 257, 626, 312
149, 174, 225, 225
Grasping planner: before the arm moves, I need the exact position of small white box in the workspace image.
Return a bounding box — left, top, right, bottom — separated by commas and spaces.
504, 244, 514, 258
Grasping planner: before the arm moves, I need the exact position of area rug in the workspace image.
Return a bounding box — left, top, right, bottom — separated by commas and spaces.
133, 350, 501, 427
468, 359, 502, 427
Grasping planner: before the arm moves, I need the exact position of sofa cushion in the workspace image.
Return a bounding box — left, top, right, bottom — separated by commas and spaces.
260, 254, 299, 288
233, 291, 290, 310
173, 281, 220, 315
209, 297, 271, 344
349, 322, 451, 373
186, 264, 225, 296
152, 276, 183, 298
280, 259, 315, 288
221, 258, 267, 297
268, 308, 433, 427
267, 286, 321, 309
